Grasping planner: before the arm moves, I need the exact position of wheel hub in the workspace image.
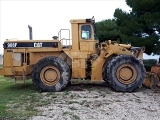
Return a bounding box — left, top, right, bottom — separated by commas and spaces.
44, 69, 58, 81
40, 66, 60, 86
116, 64, 137, 84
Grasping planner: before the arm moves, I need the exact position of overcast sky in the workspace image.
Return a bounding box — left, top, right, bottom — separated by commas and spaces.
0, 0, 159, 59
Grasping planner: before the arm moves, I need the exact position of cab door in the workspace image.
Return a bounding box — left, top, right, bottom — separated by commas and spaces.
79, 24, 97, 52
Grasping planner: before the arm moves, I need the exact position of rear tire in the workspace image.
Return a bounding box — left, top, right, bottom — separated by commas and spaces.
103, 55, 146, 92
32, 56, 71, 92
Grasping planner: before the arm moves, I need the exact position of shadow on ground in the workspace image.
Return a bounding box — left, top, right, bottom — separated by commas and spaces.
66, 80, 112, 91
4, 79, 153, 93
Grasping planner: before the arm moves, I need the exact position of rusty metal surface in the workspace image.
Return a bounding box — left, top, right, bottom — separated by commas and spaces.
143, 64, 160, 89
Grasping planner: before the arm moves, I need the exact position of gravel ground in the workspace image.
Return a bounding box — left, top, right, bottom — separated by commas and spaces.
30, 81, 160, 120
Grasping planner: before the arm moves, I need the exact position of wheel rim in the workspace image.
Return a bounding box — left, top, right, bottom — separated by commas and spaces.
116, 64, 137, 84
40, 66, 60, 86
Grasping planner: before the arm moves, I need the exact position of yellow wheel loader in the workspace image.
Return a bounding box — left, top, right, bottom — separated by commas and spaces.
0, 16, 146, 92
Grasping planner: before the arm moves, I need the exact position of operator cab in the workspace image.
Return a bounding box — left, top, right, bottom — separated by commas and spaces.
58, 16, 99, 52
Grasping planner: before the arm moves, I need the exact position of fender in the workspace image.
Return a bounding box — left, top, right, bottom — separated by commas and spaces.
104, 48, 132, 58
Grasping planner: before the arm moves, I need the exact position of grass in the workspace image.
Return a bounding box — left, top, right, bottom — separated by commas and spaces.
0, 75, 114, 119
0, 76, 40, 119
0, 76, 85, 119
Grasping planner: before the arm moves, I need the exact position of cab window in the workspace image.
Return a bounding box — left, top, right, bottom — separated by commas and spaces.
81, 25, 91, 40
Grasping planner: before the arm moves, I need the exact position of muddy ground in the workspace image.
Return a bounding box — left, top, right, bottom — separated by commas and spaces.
29, 81, 160, 120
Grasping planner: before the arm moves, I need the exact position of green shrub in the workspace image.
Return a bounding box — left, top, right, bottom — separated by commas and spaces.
143, 59, 158, 71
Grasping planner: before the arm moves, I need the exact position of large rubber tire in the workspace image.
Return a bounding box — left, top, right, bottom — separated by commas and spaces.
32, 56, 71, 92
102, 55, 117, 83
103, 54, 146, 92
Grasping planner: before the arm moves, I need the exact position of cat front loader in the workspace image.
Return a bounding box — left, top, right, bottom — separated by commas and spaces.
0, 16, 147, 92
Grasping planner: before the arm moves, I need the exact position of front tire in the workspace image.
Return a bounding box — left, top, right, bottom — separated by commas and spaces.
103, 55, 146, 92
32, 56, 71, 92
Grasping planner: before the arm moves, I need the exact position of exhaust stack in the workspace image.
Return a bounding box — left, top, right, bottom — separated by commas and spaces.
28, 25, 33, 40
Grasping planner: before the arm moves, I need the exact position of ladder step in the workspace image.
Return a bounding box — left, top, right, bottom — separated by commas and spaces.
14, 75, 31, 83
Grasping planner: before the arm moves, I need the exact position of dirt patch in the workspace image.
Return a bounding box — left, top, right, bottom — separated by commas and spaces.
30, 82, 160, 120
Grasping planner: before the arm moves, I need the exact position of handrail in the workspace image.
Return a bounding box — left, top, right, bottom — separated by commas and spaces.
58, 29, 72, 47
58, 29, 70, 40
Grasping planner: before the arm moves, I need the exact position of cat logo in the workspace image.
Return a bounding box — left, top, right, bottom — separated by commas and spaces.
34, 43, 43, 47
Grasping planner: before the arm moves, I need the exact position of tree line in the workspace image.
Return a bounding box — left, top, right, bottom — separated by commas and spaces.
96, 0, 160, 55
